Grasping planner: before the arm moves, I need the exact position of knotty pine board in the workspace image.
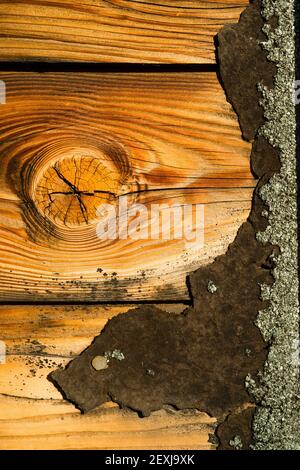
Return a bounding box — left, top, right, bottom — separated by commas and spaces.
0, 71, 253, 301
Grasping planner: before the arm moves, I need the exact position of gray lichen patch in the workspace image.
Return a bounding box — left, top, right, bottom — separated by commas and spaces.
249, 0, 300, 450
104, 349, 125, 362
207, 280, 217, 294
229, 435, 243, 450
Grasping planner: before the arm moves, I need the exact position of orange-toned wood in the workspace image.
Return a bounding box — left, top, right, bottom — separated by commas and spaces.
0, 304, 216, 450
0, 0, 248, 64
0, 71, 253, 301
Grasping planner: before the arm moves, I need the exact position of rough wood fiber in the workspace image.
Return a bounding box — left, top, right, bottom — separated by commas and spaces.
0, 0, 248, 64
0, 71, 253, 301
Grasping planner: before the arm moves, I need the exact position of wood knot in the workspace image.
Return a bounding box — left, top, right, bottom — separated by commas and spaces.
35, 155, 120, 227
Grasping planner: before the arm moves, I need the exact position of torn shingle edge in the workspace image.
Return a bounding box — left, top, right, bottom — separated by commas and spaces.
247, 0, 300, 450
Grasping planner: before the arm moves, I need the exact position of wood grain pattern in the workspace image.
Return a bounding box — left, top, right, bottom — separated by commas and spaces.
0, 0, 249, 64
0, 71, 254, 301
0, 396, 216, 450
0, 304, 216, 450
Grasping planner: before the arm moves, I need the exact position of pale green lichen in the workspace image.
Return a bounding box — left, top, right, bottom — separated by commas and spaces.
249, 0, 300, 450
104, 349, 125, 362
229, 435, 243, 450
207, 280, 217, 294
245, 348, 252, 357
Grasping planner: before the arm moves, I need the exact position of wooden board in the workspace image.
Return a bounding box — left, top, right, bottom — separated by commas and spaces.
0, 304, 216, 450
0, 396, 216, 450
0, 0, 248, 64
0, 71, 253, 301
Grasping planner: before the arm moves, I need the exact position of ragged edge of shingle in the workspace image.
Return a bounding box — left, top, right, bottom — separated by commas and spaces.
246, 0, 300, 450
213, 0, 281, 448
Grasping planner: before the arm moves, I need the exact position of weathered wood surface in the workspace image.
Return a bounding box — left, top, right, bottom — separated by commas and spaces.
0, 304, 216, 450
0, 396, 216, 450
0, 71, 253, 301
0, 0, 248, 64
